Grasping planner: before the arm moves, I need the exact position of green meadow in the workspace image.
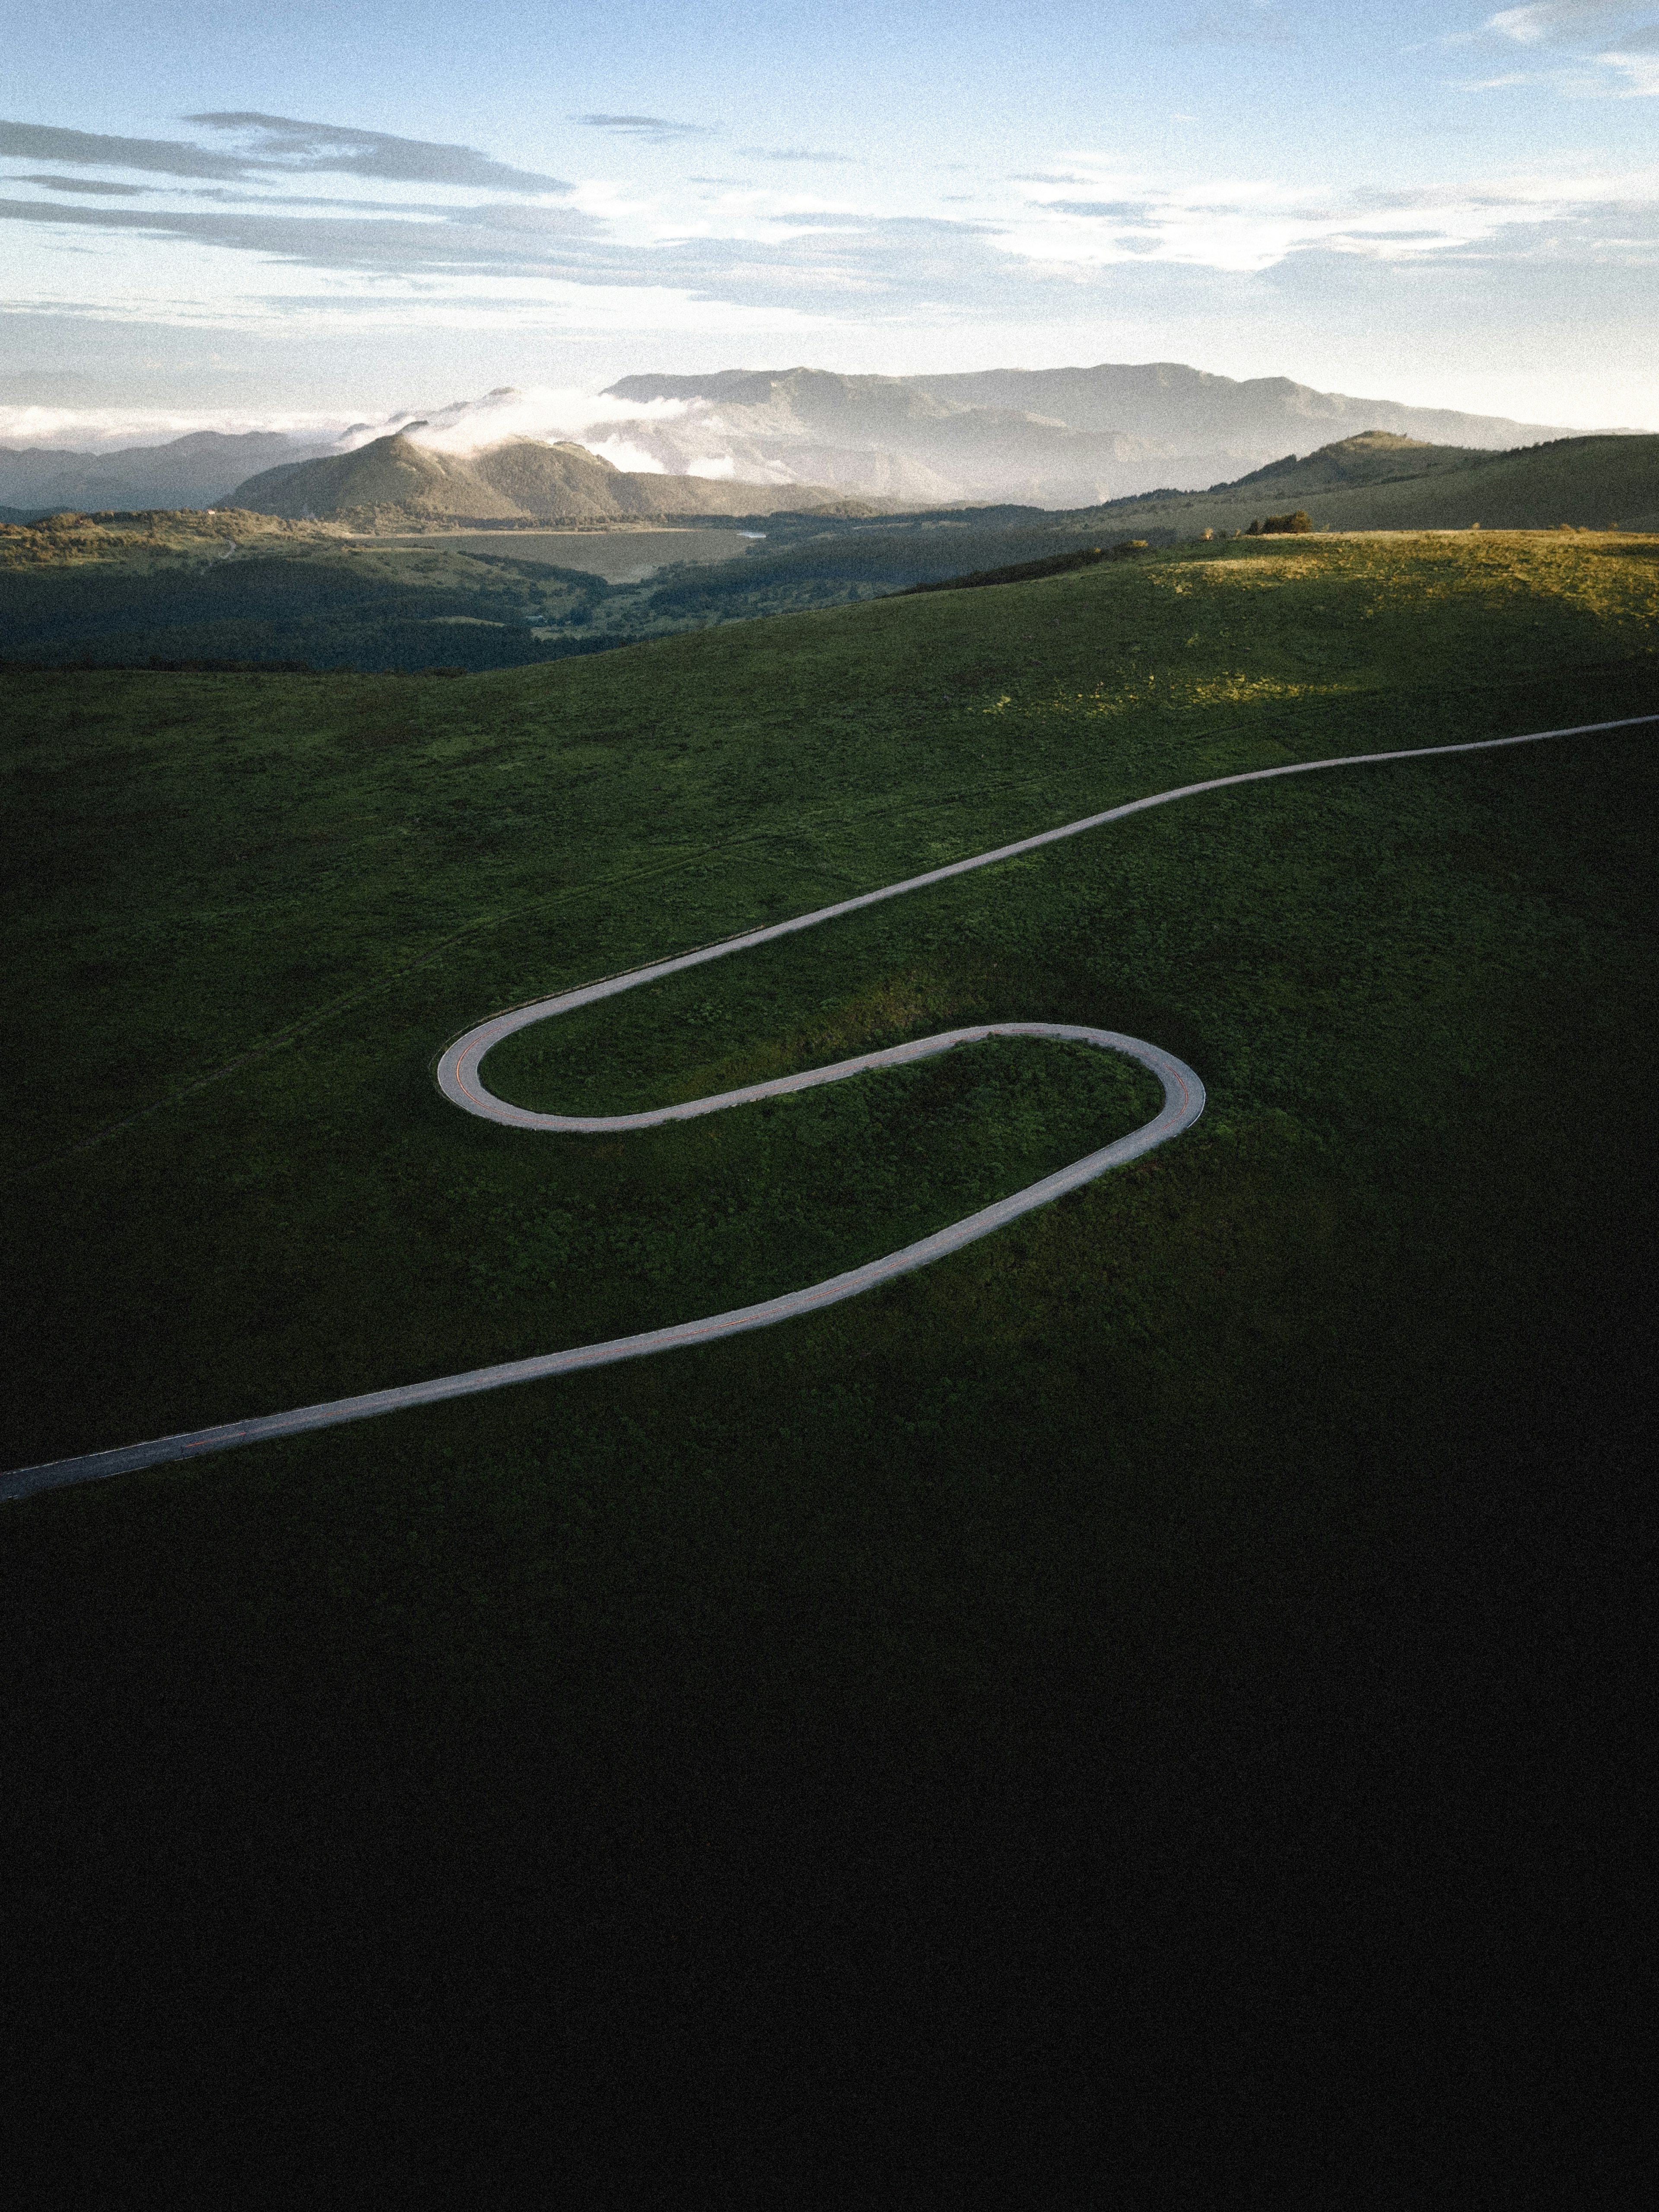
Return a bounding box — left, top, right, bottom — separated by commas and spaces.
7, 520, 1657, 1484
4, 532, 1656, 2129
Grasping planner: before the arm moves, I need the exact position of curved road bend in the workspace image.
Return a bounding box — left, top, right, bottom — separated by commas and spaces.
5, 710, 1653, 1504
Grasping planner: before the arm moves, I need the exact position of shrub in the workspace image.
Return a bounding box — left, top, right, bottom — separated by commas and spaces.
1261, 511, 1313, 535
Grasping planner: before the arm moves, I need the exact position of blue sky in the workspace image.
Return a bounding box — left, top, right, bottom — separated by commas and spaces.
3, 0, 1657, 431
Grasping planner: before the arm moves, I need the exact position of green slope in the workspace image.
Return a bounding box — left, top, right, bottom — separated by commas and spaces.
5, 528, 1655, 1431
1100, 431, 1659, 536
643, 433, 1659, 608
5, 531, 1656, 2166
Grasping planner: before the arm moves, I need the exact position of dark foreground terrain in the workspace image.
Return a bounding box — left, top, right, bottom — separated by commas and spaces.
4, 531, 1655, 2196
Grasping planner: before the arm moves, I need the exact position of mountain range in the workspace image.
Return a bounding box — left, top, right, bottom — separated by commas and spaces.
0, 430, 331, 520
597, 363, 1582, 507
0, 359, 1605, 521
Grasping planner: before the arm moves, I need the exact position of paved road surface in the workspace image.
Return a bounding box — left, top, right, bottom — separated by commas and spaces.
5, 710, 1652, 1504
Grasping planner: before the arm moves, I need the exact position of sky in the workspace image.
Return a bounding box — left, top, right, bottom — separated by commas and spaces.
3, 0, 1658, 439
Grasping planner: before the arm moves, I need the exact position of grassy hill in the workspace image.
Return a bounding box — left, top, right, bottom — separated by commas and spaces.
4, 531, 1656, 2172
0, 534, 629, 673
1219, 427, 1491, 492
230, 430, 859, 527
623, 433, 1659, 621
1093, 430, 1659, 537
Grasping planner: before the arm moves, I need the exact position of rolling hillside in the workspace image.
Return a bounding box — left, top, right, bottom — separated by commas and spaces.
0, 507, 886, 672
229, 430, 861, 526
6, 530, 1656, 2183
1076, 430, 1659, 539
8, 431, 1657, 674
638, 432, 1659, 613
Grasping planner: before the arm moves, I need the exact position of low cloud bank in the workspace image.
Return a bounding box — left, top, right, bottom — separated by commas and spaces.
371, 385, 769, 482
0, 384, 772, 484
0, 403, 354, 451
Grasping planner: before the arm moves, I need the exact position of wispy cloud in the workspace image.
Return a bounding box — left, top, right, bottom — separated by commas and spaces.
18, 174, 150, 196
6, 105, 1658, 343
1600, 44, 1659, 87
1, 119, 254, 182
1008, 159, 1659, 272
1487, 2, 1639, 42
1475, 4, 1659, 94
1044, 200, 1154, 219
187, 112, 570, 191
739, 146, 858, 164
572, 114, 715, 143
0, 113, 571, 194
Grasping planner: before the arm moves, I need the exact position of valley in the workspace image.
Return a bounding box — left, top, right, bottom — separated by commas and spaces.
7, 424, 1659, 675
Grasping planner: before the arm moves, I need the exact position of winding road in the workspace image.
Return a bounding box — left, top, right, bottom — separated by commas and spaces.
3, 710, 1652, 1505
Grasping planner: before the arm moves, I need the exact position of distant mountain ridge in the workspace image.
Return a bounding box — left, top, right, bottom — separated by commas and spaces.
226, 432, 880, 525
601, 363, 1584, 507
0, 430, 330, 518
3, 360, 1627, 524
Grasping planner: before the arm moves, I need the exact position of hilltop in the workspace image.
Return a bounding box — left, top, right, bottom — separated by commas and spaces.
1072, 430, 1659, 538
228, 432, 877, 528
0, 506, 340, 564
1218, 429, 1491, 493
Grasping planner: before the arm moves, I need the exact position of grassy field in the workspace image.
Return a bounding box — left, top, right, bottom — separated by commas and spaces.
634, 431, 1659, 618
5, 529, 1656, 2184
